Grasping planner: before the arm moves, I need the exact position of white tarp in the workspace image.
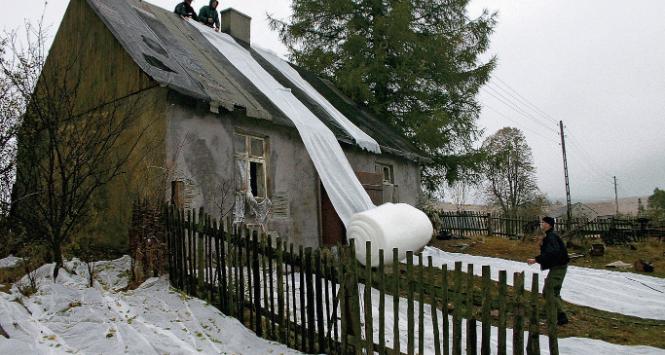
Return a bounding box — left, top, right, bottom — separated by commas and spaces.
190, 21, 374, 224
422, 246, 665, 320
190, 22, 432, 263
252, 47, 381, 154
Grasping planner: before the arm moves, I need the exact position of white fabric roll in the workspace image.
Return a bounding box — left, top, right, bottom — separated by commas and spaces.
348, 203, 433, 267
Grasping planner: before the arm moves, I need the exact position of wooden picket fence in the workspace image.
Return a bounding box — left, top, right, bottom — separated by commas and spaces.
438, 211, 665, 242
164, 207, 560, 354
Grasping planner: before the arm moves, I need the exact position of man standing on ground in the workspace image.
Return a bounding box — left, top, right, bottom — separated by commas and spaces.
527, 216, 570, 325
174, 0, 197, 20
198, 1, 221, 31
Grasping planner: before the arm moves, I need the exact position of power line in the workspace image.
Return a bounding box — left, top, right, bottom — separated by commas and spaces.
485, 81, 559, 129
482, 85, 560, 134
492, 76, 560, 125
482, 104, 560, 144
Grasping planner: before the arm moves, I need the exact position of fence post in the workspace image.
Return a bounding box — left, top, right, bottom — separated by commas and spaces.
342, 240, 362, 354
498, 270, 507, 355
406, 251, 415, 355
364, 241, 374, 355
429, 257, 442, 355
197, 208, 205, 294
393, 248, 401, 355
419, 254, 425, 355
527, 273, 540, 355
442, 264, 450, 355
378, 249, 386, 354
466, 264, 477, 355
486, 213, 492, 236
546, 278, 559, 355
452, 261, 463, 355
513, 272, 525, 355
481, 265, 491, 355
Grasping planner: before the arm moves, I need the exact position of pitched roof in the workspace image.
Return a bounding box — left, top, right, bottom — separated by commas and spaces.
86, 0, 426, 161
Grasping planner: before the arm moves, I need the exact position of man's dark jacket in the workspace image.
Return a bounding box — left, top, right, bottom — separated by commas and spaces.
535, 229, 570, 270
174, 2, 198, 20
198, 1, 220, 29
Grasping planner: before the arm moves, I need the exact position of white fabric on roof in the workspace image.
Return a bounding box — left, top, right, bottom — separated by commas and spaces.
190, 21, 431, 264
190, 21, 373, 224
253, 47, 381, 154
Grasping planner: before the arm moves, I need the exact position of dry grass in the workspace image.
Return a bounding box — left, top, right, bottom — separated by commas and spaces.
430, 235, 665, 278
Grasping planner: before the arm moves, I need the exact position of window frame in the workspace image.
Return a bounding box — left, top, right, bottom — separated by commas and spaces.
234, 132, 268, 199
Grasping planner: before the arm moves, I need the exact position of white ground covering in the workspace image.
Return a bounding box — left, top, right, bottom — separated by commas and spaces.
0, 257, 301, 355
0, 255, 23, 268
249, 265, 664, 354
422, 246, 665, 320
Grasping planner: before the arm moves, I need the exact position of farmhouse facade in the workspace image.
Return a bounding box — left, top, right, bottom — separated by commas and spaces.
27, 0, 427, 250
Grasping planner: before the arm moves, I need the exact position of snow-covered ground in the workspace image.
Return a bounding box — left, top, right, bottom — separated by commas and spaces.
422, 246, 665, 320
1, 254, 663, 354
0, 255, 23, 268
0, 256, 301, 354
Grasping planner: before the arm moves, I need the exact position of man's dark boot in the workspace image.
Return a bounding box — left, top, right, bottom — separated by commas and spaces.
557, 312, 569, 326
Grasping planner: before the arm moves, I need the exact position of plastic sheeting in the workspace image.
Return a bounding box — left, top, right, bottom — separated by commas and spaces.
190, 22, 431, 263
190, 21, 374, 224
253, 47, 381, 154
348, 203, 433, 266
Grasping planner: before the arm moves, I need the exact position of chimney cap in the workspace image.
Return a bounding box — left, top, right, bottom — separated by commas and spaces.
220, 8, 252, 20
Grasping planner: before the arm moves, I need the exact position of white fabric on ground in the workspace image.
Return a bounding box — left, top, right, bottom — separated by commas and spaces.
0, 255, 23, 268
253, 47, 381, 154
348, 203, 433, 266
256, 265, 664, 354
190, 21, 373, 225
0, 257, 302, 355
422, 246, 665, 320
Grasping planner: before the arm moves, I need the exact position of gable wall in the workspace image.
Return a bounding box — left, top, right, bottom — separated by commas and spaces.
25, 0, 169, 251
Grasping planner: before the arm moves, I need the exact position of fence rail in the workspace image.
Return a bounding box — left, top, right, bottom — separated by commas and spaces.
436, 211, 665, 242
164, 207, 560, 354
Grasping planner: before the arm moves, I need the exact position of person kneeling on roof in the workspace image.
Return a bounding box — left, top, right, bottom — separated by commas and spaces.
198, 1, 221, 31
174, 0, 197, 20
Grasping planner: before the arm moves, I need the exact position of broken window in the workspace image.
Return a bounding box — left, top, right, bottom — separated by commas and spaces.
234, 133, 267, 199
376, 163, 394, 185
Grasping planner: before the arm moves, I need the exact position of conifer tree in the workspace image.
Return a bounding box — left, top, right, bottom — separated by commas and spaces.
270, 0, 496, 189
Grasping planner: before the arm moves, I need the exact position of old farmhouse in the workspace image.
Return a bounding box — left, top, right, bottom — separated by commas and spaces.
20, 0, 427, 250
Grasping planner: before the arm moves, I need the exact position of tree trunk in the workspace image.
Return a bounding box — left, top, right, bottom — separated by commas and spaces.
52, 241, 63, 282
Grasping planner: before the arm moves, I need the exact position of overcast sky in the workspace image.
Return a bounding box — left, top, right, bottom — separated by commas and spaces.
3, 0, 664, 203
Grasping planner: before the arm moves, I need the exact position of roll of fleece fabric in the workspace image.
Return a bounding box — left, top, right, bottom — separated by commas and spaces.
347, 203, 433, 267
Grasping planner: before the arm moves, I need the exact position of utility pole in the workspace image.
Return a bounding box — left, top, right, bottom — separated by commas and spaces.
614, 176, 619, 215
559, 121, 572, 231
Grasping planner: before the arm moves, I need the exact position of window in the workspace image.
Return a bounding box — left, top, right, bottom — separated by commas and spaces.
234, 133, 267, 199
376, 163, 394, 185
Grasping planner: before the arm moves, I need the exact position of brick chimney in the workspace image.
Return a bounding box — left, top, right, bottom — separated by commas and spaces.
220, 8, 251, 45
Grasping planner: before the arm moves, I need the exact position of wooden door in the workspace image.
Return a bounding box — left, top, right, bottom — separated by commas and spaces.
320, 172, 384, 247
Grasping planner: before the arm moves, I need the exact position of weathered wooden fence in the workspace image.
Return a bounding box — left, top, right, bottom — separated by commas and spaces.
438, 211, 665, 242
164, 207, 560, 354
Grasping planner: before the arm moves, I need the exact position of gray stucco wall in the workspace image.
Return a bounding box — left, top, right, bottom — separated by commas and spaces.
165, 101, 421, 248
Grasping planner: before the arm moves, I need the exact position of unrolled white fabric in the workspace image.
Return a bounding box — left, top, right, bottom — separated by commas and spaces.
347, 203, 433, 267
189, 21, 431, 264
189, 21, 373, 224
253, 47, 381, 154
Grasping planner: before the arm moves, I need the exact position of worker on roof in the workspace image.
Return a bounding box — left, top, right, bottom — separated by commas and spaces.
198, 0, 221, 31
174, 0, 197, 20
